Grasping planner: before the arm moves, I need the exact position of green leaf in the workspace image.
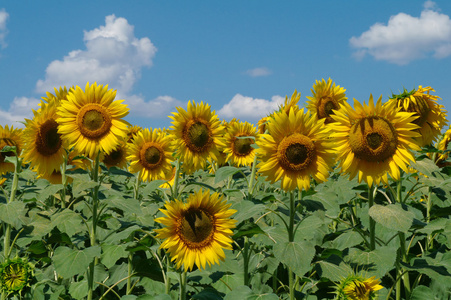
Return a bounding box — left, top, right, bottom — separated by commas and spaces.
316, 259, 353, 281
69, 280, 88, 300
224, 285, 279, 300
0, 201, 26, 227
233, 222, 265, 239
37, 184, 64, 202
72, 180, 99, 198
214, 166, 241, 183
368, 204, 414, 233
103, 225, 142, 244
51, 209, 85, 237
331, 231, 364, 250
101, 244, 129, 269
104, 196, 141, 215
347, 246, 397, 278
410, 158, 442, 178
273, 241, 315, 277
410, 286, 441, 300
231, 200, 266, 223
53, 246, 101, 278
141, 180, 167, 195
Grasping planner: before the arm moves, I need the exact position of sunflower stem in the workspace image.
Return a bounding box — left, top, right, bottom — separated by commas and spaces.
87, 152, 101, 300
243, 235, 250, 286
368, 184, 376, 251
426, 186, 433, 251
288, 190, 296, 300
173, 159, 181, 200
127, 176, 141, 295
248, 153, 258, 200
179, 270, 187, 300
398, 232, 411, 299
59, 153, 68, 209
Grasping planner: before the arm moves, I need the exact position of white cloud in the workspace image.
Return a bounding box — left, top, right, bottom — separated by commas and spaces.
244, 67, 272, 77
0, 97, 40, 127
121, 94, 183, 118
36, 14, 157, 94
350, 1, 451, 65
217, 94, 284, 121
0, 8, 9, 49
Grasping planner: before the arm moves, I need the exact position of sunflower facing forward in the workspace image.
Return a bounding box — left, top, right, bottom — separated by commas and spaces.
56, 82, 130, 159
306, 78, 347, 124
155, 189, 236, 271
169, 101, 224, 173
388, 86, 447, 147
330, 95, 421, 186
223, 121, 259, 167
0, 125, 23, 175
256, 107, 336, 191
22, 99, 68, 176
127, 128, 174, 182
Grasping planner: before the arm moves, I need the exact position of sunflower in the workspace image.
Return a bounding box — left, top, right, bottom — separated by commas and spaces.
334, 274, 383, 300
257, 116, 269, 134
0, 257, 34, 296
37, 150, 90, 184
56, 82, 130, 159
22, 100, 68, 175
306, 78, 347, 124
0, 125, 23, 175
431, 128, 451, 167
102, 138, 128, 169
127, 128, 174, 182
278, 89, 301, 115
160, 165, 177, 189
256, 107, 335, 191
330, 95, 421, 186
223, 121, 259, 167
155, 189, 236, 271
169, 101, 225, 173
388, 86, 447, 147
127, 125, 142, 143
39, 86, 72, 108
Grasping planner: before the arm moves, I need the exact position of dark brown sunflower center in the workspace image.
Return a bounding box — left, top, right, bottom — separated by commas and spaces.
77, 104, 112, 139
349, 116, 398, 162
139, 143, 164, 169
180, 209, 214, 246
318, 97, 338, 123
36, 119, 62, 156
183, 120, 212, 152
278, 133, 316, 172
233, 136, 253, 156
103, 148, 123, 166
402, 96, 430, 127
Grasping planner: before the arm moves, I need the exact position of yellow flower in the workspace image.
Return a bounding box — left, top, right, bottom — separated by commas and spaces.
223, 121, 259, 167
0, 257, 34, 296
155, 189, 236, 271
0, 125, 23, 175
22, 99, 68, 175
169, 101, 224, 173
56, 82, 130, 159
37, 150, 90, 184
102, 138, 128, 169
388, 86, 447, 147
257, 116, 269, 134
127, 128, 174, 182
279, 90, 301, 115
330, 95, 421, 186
127, 125, 142, 143
432, 128, 451, 167
256, 107, 335, 191
306, 78, 347, 124
335, 274, 383, 300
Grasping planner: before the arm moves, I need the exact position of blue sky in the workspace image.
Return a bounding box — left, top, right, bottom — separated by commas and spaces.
1, 0, 451, 130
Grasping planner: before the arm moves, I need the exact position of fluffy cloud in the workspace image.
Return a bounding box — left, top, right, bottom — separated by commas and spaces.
217, 94, 284, 121
244, 67, 272, 77
350, 1, 451, 65
0, 8, 9, 49
36, 14, 156, 94
123, 94, 183, 118
0, 97, 40, 127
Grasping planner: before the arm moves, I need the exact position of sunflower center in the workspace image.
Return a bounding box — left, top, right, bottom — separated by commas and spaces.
233, 136, 253, 156
180, 209, 214, 246
139, 143, 164, 169
103, 147, 123, 166
183, 120, 213, 153
349, 281, 370, 298
77, 104, 112, 139
349, 116, 398, 162
278, 133, 316, 172
318, 97, 338, 123
36, 119, 62, 156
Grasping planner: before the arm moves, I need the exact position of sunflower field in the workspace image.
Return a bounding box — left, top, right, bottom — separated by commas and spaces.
0, 80, 450, 300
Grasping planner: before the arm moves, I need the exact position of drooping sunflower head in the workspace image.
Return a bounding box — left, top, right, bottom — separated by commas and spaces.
223, 121, 259, 167
126, 125, 142, 143
330, 95, 421, 186
40, 86, 73, 108
37, 149, 90, 184
430, 128, 451, 167
169, 101, 225, 173
102, 138, 128, 169
155, 189, 237, 271
22, 100, 68, 175
256, 107, 336, 191
0, 125, 23, 175
306, 78, 347, 124
278, 90, 301, 115
257, 116, 270, 134
127, 128, 174, 182
388, 86, 448, 147
334, 273, 383, 300
0, 257, 34, 296
56, 82, 130, 159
